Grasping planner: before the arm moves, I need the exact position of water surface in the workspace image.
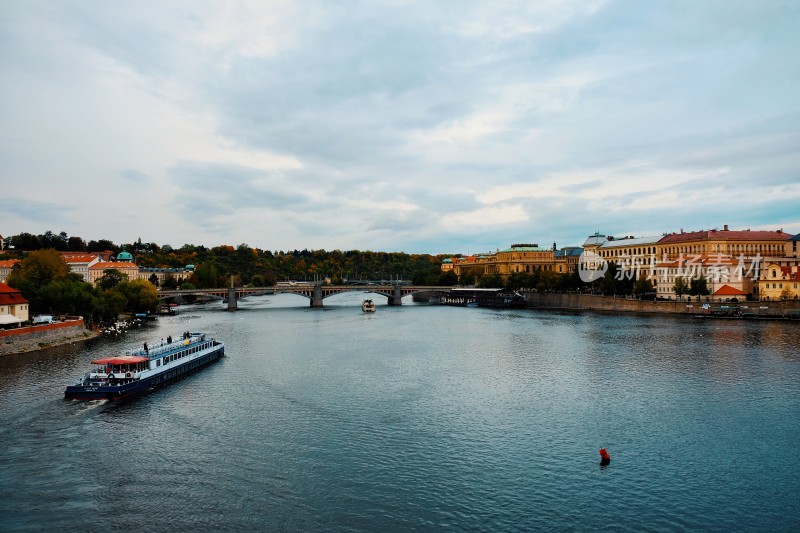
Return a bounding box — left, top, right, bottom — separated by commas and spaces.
1, 293, 799, 531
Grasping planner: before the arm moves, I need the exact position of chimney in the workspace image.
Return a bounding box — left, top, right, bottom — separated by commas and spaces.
724, 224, 729, 231
680, 229, 684, 233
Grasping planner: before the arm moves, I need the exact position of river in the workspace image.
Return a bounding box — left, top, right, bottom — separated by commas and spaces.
1, 292, 799, 531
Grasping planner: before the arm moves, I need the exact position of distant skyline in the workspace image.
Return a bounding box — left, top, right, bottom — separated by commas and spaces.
1, 1, 798, 254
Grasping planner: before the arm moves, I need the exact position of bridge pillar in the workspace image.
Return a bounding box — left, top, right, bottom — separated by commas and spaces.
311, 285, 324, 308
388, 285, 403, 306
227, 287, 237, 311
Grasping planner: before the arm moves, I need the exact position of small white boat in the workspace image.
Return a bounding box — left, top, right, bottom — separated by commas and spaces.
362, 299, 376, 313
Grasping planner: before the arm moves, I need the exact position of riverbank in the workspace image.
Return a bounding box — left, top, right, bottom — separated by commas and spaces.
523, 292, 800, 318
0, 319, 98, 356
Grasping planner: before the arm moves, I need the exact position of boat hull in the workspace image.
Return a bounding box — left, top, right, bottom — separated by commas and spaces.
65, 344, 224, 400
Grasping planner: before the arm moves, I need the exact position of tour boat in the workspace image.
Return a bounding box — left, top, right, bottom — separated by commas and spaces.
64, 332, 224, 400
362, 299, 376, 313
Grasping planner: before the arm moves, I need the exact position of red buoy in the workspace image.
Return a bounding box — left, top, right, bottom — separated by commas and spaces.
599, 448, 611, 465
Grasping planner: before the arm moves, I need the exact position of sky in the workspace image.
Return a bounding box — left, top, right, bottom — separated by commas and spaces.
1, 1, 799, 255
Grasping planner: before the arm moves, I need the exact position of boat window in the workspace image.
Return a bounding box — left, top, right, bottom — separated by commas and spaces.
157, 359, 161, 367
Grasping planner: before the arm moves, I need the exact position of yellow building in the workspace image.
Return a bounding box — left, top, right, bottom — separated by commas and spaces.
443, 243, 580, 279
88, 261, 139, 285
138, 267, 193, 286
756, 263, 800, 301
656, 225, 791, 259
653, 226, 793, 300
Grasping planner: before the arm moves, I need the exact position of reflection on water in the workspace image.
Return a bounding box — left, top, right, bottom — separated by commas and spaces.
1, 295, 799, 531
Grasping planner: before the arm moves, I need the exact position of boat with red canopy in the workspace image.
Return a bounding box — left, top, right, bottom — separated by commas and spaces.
64, 332, 225, 400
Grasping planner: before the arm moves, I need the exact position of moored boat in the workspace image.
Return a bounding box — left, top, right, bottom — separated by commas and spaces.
362, 299, 376, 313
64, 332, 224, 400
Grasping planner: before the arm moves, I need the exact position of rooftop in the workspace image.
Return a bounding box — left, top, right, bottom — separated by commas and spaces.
658, 228, 791, 244
599, 235, 662, 249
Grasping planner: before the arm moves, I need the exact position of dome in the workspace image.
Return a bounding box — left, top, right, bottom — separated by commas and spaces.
116, 251, 133, 261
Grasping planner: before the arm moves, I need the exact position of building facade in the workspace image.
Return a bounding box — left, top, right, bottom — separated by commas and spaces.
755, 263, 800, 300
0, 282, 29, 326
139, 267, 193, 286
60, 253, 101, 282
0, 259, 20, 283
442, 243, 581, 280
88, 261, 140, 285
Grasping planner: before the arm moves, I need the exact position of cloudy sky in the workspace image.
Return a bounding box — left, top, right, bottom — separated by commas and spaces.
1, 1, 798, 254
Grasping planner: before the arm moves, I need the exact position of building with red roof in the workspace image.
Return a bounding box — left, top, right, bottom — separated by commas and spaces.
88, 261, 139, 286
0, 282, 29, 326
59, 253, 101, 282
756, 263, 800, 300
0, 259, 21, 283
657, 224, 791, 259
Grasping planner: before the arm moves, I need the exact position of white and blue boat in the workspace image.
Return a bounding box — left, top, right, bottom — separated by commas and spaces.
64, 332, 224, 400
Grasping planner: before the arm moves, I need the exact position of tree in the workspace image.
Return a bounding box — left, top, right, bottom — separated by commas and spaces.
98, 269, 128, 291
8, 232, 42, 250
67, 236, 87, 251
38, 278, 98, 318
161, 274, 178, 290
113, 279, 158, 313
477, 274, 503, 288
673, 277, 690, 300
689, 277, 710, 297
87, 239, 117, 253
459, 267, 482, 286
7, 249, 70, 288
438, 270, 458, 286
633, 278, 654, 297
96, 289, 127, 322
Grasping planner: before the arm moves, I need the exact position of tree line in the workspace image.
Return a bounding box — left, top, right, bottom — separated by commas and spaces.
5, 249, 158, 326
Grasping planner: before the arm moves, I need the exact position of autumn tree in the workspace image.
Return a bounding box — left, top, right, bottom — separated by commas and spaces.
7, 248, 69, 288
113, 279, 159, 313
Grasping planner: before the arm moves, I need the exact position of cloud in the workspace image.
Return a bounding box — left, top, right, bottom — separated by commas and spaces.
1, 1, 798, 252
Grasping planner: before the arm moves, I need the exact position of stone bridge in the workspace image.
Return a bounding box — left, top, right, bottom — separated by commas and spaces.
158, 285, 450, 310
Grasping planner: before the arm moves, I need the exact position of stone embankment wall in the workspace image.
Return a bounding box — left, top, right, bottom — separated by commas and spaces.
524, 293, 800, 317
0, 319, 93, 356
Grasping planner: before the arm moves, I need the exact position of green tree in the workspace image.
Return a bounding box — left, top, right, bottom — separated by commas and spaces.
38, 277, 98, 318
161, 274, 178, 290
477, 273, 503, 288
113, 279, 159, 313
9, 232, 42, 250
633, 278, 655, 297
96, 289, 127, 322
459, 267, 482, 286
98, 269, 128, 291
673, 277, 690, 300
689, 277, 710, 297
437, 270, 458, 286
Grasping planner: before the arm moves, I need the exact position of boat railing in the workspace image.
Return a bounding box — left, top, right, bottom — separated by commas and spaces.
124, 337, 199, 358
